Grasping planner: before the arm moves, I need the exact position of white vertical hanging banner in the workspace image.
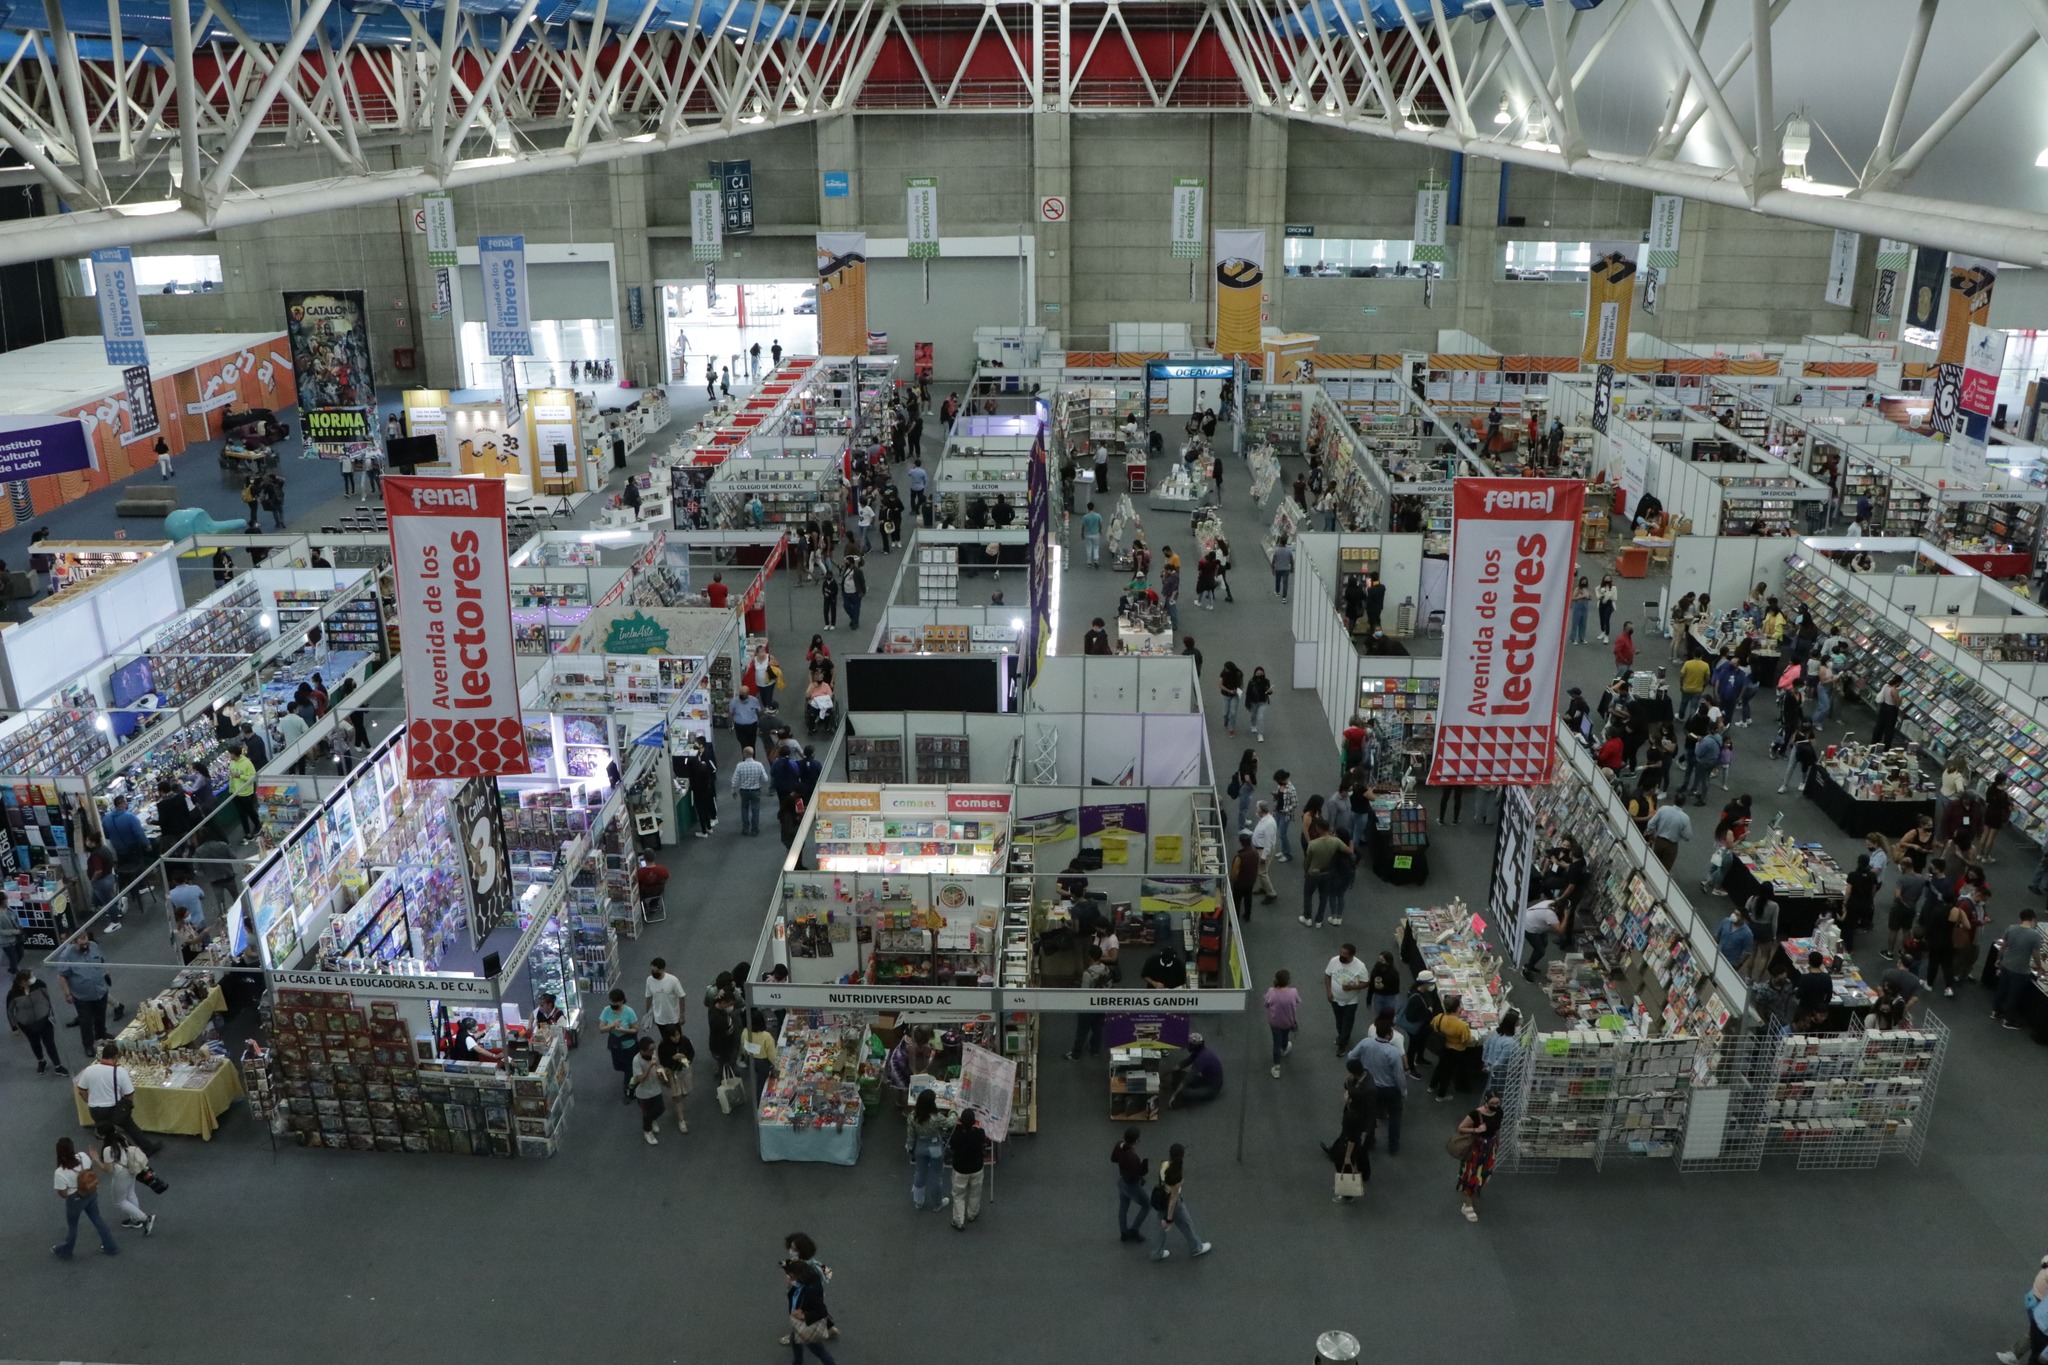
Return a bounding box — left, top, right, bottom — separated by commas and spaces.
92, 247, 148, 367
1429, 478, 1585, 788
906, 176, 940, 259
422, 192, 458, 267
478, 234, 533, 356
690, 179, 723, 261
1171, 177, 1205, 259
1873, 238, 1911, 321
1412, 180, 1449, 263
1646, 196, 1684, 270
1824, 230, 1860, 308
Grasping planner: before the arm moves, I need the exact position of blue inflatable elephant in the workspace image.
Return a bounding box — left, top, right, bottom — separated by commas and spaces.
164, 507, 251, 539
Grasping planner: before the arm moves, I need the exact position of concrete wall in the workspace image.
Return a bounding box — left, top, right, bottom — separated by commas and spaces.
58, 116, 1872, 388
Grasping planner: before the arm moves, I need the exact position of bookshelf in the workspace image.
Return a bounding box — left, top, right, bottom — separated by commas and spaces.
842, 737, 905, 784
811, 812, 1008, 875
1244, 390, 1304, 454
917, 545, 960, 605
1354, 676, 1437, 779
914, 735, 970, 783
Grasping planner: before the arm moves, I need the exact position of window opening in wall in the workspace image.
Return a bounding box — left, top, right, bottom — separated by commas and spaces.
460, 319, 621, 389
1281, 238, 1446, 279
72, 253, 225, 295
1501, 240, 1592, 282
659, 282, 818, 381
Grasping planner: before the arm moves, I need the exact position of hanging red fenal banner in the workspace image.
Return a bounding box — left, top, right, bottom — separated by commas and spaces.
1429, 478, 1584, 787
385, 475, 529, 779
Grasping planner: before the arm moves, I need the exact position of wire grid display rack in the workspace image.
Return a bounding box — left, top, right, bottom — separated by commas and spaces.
1497, 1029, 1702, 1173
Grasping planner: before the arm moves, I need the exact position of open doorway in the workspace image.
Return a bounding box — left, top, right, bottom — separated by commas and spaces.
662, 282, 819, 384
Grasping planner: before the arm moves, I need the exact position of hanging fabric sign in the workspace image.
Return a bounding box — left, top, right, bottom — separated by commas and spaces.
1171, 177, 1205, 259
422, 192, 458, 267
1212, 228, 1266, 354
1579, 241, 1638, 366
1429, 478, 1585, 788
92, 247, 147, 367
478, 234, 533, 356
1646, 196, 1684, 270
1412, 180, 1449, 264
907, 176, 940, 259
1824, 230, 1860, 308
123, 365, 160, 440
384, 475, 529, 780
816, 233, 869, 357
1872, 239, 1911, 321
690, 180, 723, 261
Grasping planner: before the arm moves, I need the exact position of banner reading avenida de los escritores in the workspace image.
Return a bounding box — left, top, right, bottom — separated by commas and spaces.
385, 476, 529, 780
1429, 478, 1584, 788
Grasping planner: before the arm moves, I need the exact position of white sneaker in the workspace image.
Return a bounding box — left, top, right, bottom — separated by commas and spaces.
644, 1131, 659, 1145
1270, 1064, 1282, 1078
1298, 915, 1312, 926
1194, 1242, 1213, 1257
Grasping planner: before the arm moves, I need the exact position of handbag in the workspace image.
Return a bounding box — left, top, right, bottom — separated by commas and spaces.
1445, 1131, 1475, 1161
789, 1315, 831, 1345
717, 1073, 746, 1114
1333, 1170, 1365, 1199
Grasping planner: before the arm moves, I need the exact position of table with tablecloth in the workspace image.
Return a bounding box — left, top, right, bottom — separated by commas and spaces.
1802, 763, 1933, 841
1721, 845, 1844, 941
758, 1117, 863, 1165
75, 1060, 244, 1140
119, 985, 226, 1052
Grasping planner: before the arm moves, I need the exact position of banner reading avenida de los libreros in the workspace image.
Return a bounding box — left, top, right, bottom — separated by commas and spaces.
385, 476, 529, 780
1429, 479, 1584, 788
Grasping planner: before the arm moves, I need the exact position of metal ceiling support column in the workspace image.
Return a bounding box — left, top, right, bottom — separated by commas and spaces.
1654, 0, 1788, 160
563, 0, 616, 154
1490, 0, 1571, 153
0, 103, 87, 202
1539, 0, 1584, 157
204, 0, 336, 198
1861, 0, 1937, 185
40, 0, 104, 203
202, 2, 359, 178
436, 0, 541, 170
103, 0, 128, 161
426, 0, 465, 164
1747, 0, 1776, 199
1569, 0, 1637, 92
1644, 0, 1754, 179
1425, 0, 1477, 137
1874, 26, 2038, 190
168, 0, 203, 208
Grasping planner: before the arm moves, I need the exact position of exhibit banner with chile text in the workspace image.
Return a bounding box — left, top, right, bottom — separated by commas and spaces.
282, 289, 377, 451
1429, 478, 1584, 787
384, 476, 530, 780
1212, 229, 1265, 354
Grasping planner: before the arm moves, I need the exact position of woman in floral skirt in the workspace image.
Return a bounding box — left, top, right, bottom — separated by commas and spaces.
1453, 1089, 1504, 1222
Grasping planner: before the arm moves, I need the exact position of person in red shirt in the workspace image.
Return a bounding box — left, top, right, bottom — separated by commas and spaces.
1612, 622, 1636, 671
1596, 730, 1626, 772
704, 573, 729, 609
633, 855, 670, 912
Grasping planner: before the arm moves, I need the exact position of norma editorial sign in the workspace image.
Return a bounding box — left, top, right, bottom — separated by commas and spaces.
385, 476, 529, 779
1428, 479, 1585, 787
749, 983, 993, 1012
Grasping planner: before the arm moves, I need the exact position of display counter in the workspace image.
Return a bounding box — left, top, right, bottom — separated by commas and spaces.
1946, 549, 2032, 579
757, 1010, 873, 1166
1401, 904, 1503, 1036
1366, 794, 1429, 884
1722, 836, 1846, 939
76, 1058, 244, 1140
1803, 750, 1934, 840
1779, 934, 1876, 1026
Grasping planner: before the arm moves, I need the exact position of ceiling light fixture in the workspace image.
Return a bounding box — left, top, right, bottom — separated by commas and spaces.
1781, 115, 1812, 178
1494, 95, 1512, 126
2036, 148, 2048, 167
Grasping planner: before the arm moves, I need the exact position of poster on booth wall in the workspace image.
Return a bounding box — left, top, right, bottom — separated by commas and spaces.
958, 1042, 1016, 1141
282, 289, 377, 453
451, 774, 515, 951
384, 476, 529, 779
1579, 242, 1637, 365
816, 233, 868, 356
1212, 229, 1266, 355
1429, 478, 1585, 788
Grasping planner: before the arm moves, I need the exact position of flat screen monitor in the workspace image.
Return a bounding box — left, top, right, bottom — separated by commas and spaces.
845, 655, 1006, 715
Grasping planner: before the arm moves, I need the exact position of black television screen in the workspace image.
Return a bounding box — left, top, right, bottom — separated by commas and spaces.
387, 435, 438, 471
845, 655, 1005, 715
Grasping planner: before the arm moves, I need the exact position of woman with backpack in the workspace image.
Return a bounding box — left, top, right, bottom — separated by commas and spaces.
1218, 661, 1244, 736
1148, 1143, 1212, 1262
51, 1135, 119, 1259
94, 1122, 154, 1233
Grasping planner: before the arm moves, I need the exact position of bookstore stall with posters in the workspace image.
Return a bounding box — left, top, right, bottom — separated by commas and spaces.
1782, 538, 2048, 840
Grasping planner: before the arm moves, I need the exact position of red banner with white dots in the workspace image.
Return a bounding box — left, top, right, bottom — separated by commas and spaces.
385, 475, 529, 779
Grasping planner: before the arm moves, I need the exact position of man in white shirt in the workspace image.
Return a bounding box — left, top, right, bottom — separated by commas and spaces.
643, 958, 687, 1044
1324, 943, 1372, 1055
1250, 803, 1279, 904
1521, 899, 1564, 982
1643, 795, 1692, 871
76, 1041, 158, 1153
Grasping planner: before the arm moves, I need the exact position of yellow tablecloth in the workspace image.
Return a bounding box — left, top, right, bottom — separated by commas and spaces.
76, 1063, 244, 1140
119, 986, 226, 1052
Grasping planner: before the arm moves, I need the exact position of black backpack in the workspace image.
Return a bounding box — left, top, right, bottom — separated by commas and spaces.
1149, 1182, 1171, 1212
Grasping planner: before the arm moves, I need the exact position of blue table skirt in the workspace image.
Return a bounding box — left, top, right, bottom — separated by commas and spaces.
758, 1117, 863, 1166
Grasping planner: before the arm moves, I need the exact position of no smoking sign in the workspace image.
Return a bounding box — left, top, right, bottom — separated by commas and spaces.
1038, 195, 1067, 223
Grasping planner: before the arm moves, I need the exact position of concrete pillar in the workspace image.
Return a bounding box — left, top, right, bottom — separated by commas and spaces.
1033, 111, 1069, 337
1450, 156, 1504, 345
817, 117, 858, 229
1246, 113, 1288, 340
609, 159, 658, 387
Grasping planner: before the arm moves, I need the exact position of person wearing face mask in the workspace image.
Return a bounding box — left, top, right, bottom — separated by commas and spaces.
1452, 1089, 1505, 1222
1244, 666, 1274, 743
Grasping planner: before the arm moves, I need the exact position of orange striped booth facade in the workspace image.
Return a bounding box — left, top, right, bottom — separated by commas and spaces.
0, 335, 299, 534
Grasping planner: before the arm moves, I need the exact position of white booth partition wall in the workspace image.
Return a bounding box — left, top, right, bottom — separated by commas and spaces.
1291, 532, 1435, 739
831, 711, 1023, 785
1668, 536, 1801, 623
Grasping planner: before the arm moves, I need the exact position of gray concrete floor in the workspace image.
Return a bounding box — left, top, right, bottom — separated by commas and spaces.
0, 404, 2035, 1365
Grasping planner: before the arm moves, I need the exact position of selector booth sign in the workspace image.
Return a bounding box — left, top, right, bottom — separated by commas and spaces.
1429, 479, 1583, 788
385, 476, 529, 779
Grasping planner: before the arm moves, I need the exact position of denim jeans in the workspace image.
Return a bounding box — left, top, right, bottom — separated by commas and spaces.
1236, 784, 1255, 829
56, 1191, 117, 1257
1780, 754, 1808, 792
1270, 1024, 1294, 1062
1569, 600, 1589, 644
739, 789, 762, 834
1273, 569, 1291, 599
1330, 1000, 1359, 1051
842, 592, 862, 629
1248, 702, 1269, 738
912, 1137, 949, 1208
1303, 870, 1328, 923
1151, 1196, 1203, 1258
1117, 1177, 1151, 1236
1997, 967, 2035, 1022
1085, 533, 1100, 565
1375, 1086, 1404, 1154
1812, 683, 1833, 727
1222, 694, 1240, 730
1273, 813, 1293, 856
1685, 761, 1713, 804
1322, 873, 1348, 922
1706, 850, 1731, 890
1071, 1012, 1104, 1056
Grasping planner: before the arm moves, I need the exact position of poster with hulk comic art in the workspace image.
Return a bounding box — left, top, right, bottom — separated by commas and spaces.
283, 289, 377, 457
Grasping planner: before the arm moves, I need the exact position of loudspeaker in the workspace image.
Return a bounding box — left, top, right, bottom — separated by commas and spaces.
553, 442, 569, 475
481, 951, 501, 979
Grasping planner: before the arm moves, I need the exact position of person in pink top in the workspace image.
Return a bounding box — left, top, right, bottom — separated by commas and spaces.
1264, 968, 1302, 1079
